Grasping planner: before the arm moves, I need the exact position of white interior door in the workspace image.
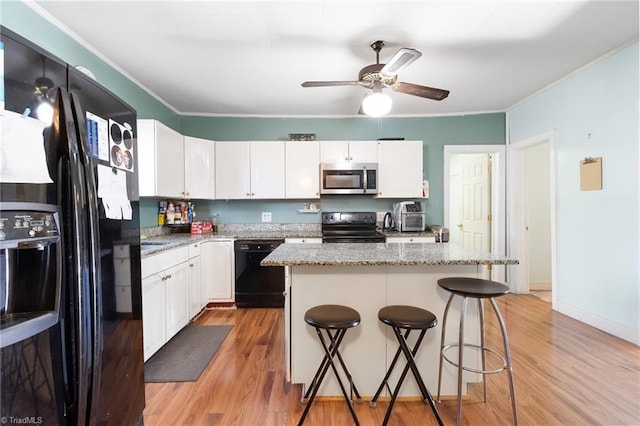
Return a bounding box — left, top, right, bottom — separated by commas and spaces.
507, 131, 557, 299
524, 142, 552, 291
444, 145, 506, 283
459, 154, 491, 252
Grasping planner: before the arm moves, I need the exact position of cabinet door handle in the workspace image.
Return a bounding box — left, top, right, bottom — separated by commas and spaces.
189, 263, 194, 267
166, 274, 172, 279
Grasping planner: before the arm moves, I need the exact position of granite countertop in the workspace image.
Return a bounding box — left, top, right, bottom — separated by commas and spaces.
140, 230, 322, 257
260, 242, 518, 266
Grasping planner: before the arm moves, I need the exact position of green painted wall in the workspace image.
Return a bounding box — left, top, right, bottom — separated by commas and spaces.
3, 1, 506, 228
170, 114, 505, 228
1, 1, 180, 129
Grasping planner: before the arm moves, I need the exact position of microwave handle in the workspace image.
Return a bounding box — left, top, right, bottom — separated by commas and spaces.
363, 165, 368, 193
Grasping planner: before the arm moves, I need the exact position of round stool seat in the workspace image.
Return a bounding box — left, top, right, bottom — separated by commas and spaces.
378, 305, 437, 330
438, 277, 510, 298
304, 304, 361, 329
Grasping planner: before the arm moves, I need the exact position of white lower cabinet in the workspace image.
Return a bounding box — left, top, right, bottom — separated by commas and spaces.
142, 273, 166, 361
141, 246, 189, 361
164, 261, 190, 340
188, 243, 203, 318
201, 240, 234, 302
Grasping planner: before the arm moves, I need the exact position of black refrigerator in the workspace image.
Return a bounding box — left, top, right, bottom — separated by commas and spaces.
0, 27, 145, 425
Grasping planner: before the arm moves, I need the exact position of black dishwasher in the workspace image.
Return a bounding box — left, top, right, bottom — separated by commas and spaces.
234, 239, 285, 308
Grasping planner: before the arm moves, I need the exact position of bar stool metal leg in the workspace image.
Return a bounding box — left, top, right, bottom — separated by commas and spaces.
371, 326, 444, 426
298, 327, 361, 426
456, 296, 468, 426
489, 298, 518, 425
478, 298, 487, 403
436, 293, 454, 402
300, 328, 344, 403
317, 328, 363, 406
391, 327, 444, 426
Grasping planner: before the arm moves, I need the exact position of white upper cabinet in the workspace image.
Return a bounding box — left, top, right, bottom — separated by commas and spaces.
138, 119, 185, 198
215, 142, 250, 199
285, 141, 320, 199
215, 141, 285, 199
347, 141, 378, 163
376, 140, 424, 198
320, 140, 378, 163
184, 136, 215, 199
251, 141, 285, 199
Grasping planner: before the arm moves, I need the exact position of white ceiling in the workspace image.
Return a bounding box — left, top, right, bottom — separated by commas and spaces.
32, 0, 639, 117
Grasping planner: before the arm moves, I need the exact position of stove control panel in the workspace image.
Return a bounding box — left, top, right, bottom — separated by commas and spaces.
322, 212, 377, 225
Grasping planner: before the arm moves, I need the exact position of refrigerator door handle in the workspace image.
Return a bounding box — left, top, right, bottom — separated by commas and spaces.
52, 87, 92, 425
70, 92, 104, 423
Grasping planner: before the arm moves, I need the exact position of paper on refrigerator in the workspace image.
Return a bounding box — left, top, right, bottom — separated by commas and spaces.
0, 110, 54, 184
97, 164, 132, 220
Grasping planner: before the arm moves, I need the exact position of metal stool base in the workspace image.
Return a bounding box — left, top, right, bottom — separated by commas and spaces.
436, 293, 518, 426
297, 327, 362, 426
370, 327, 444, 426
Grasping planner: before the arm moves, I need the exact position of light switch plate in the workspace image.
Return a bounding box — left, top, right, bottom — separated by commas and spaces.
376, 212, 386, 222
261, 212, 272, 222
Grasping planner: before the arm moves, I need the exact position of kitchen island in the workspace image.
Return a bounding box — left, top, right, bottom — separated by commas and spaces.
261, 242, 518, 399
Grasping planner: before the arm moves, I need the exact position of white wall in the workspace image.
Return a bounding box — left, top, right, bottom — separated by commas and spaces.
508, 42, 639, 344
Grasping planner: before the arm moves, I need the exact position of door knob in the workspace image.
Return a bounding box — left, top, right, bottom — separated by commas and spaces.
457, 223, 463, 229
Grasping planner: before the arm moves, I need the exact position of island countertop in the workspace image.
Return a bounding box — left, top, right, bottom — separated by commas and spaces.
261, 242, 518, 266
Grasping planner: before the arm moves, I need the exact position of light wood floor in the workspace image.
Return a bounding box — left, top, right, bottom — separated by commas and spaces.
144, 295, 640, 425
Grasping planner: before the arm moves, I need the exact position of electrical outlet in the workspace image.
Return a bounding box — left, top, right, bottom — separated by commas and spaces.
376, 212, 386, 222
261, 212, 272, 223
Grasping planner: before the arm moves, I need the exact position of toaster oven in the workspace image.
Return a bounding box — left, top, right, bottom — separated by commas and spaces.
393, 201, 425, 232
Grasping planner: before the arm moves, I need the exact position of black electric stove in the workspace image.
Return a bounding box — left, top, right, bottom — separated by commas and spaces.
321, 212, 386, 243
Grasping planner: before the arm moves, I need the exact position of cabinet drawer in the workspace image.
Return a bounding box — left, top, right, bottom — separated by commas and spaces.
386, 236, 436, 243
285, 238, 322, 244
189, 242, 201, 258
142, 246, 189, 278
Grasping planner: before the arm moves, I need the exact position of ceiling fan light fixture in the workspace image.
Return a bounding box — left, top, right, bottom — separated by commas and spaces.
362, 91, 392, 117
35, 101, 54, 125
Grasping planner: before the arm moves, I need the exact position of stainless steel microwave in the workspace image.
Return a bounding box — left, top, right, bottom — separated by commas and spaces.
320, 163, 378, 195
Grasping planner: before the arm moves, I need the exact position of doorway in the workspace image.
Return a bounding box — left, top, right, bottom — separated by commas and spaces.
507, 131, 557, 302
444, 145, 506, 282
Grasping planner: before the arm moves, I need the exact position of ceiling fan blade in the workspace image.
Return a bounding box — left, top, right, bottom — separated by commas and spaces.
393, 82, 450, 101
380, 48, 422, 76
301, 81, 360, 87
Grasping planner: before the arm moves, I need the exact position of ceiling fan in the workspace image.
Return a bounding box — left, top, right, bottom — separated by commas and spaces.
301, 40, 449, 116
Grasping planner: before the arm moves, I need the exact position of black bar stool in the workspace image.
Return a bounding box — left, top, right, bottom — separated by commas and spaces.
370, 305, 444, 426
298, 304, 363, 426
436, 277, 518, 426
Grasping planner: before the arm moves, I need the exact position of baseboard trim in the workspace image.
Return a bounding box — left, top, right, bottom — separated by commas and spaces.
529, 283, 551, 291
556, 300, 639, 345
